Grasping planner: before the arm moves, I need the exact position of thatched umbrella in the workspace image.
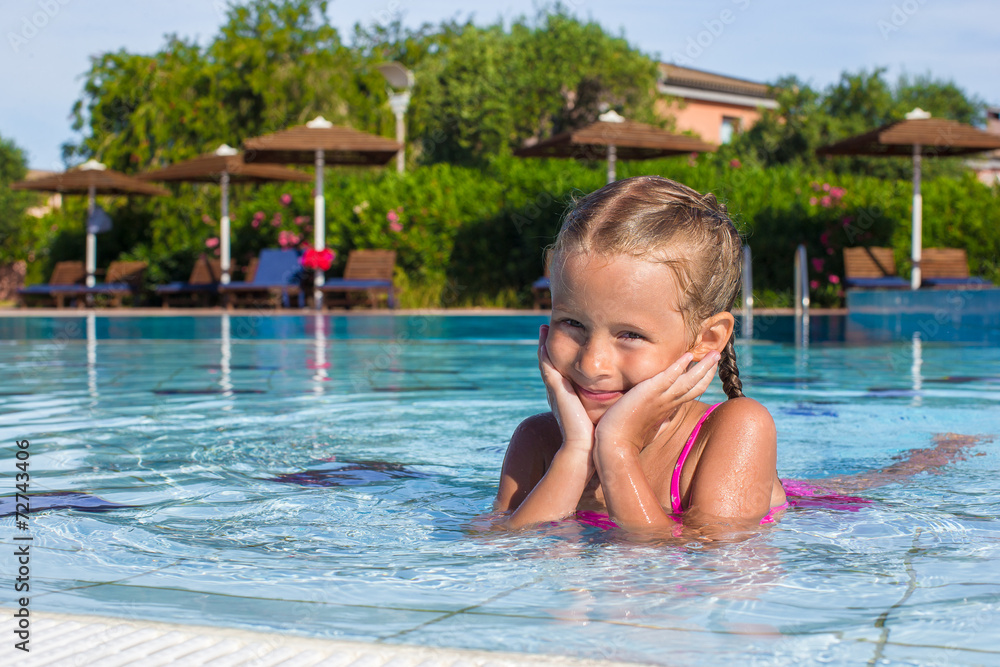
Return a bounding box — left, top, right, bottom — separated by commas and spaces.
11, 160, 169, 287
515, 110, 717, 184
242, 117, 400, 306
817, 109, 1000, 289
138, 144, 312, 284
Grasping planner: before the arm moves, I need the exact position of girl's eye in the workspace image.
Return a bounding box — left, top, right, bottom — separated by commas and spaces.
560, 318, 583, 329
620, 331, 645, 341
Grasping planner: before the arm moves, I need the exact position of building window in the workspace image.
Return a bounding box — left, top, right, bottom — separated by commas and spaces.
720, 116, 741, 144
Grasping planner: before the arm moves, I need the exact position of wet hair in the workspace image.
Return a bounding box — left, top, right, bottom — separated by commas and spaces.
551, 175, 745, 399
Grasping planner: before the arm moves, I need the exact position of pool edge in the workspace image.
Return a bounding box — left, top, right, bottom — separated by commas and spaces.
5, 607, 658, 666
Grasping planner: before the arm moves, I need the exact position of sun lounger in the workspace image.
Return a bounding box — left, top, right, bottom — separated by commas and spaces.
843, 247, 909, 289
319, 249, 397, 309
218, 248, 303, 309
52, 261, 148, 307
155, 255, 222, 308
532, 249, 553, 309
17, 261, 87, 308
920, 247, 992, 288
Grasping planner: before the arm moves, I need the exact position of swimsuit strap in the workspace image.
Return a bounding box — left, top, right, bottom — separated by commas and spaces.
670, 402, 723, 514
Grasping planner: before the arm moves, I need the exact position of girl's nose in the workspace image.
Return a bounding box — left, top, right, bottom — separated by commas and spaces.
575, 336, 611, 379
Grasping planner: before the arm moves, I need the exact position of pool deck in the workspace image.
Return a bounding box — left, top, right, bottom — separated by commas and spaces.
4, 608, 653, 667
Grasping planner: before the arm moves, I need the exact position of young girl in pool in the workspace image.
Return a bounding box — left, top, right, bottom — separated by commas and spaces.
495, 175, 782, 533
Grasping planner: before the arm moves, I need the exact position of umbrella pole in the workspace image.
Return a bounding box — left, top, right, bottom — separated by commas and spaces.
313, 149, 325, 309
86, 184, 97, 287
607, 144, 617, 184
911, 144, 922, 290
220, 171, 231, 285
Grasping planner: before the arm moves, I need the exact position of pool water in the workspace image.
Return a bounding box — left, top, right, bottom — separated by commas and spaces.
2, 314, 999, 665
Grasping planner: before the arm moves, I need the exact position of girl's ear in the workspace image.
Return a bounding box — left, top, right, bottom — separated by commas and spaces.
689, 312, 735, 361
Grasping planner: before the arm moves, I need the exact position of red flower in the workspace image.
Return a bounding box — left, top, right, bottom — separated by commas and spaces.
729, 159, 742, 169
300, 246, 335, 271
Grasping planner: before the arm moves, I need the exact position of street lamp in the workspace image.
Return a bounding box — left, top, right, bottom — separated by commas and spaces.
377, 62, 415, 174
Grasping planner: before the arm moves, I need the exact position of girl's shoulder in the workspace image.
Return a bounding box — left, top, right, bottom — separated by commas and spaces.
509, 411, 562, 455
496, 412, 562, 512
699, 397, 777, 458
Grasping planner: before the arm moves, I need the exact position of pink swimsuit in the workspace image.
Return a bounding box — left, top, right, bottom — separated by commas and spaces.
576, 402, 868, 530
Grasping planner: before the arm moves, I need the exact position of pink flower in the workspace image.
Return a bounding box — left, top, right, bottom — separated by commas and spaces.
389, 221, 403, 233
810, 181, 820, 191
809, 197, 818, 206
294, 215, 310, 225
387, 210, 399, 224
205, 237, 220, 249
811, 258, 825, 272
300, 246, 336, 271
253, 211, 265, 221
828, 274, 841, 284
842, 216, 853, 227
830, 187, 845, 199
820, 232, 830, 247
202, 214, 214, 225
251, 219, 260, 228
280, 193, 292, 206
729, 159, 742, 169
271, 213, 282, 227
821, 196, 832, 208
822, 183, 830, 192
809, 280, 819, 290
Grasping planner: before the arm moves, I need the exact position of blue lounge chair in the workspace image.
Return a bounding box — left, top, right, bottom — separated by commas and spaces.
843, 247, 909, 289
921, 248, 993, 288
218, 248, 303, 309
17, 261, 87, 308
319, 249, 397, 309
531, 249, 553, 309
39, 261, 147, 308
156, 255, 221, 308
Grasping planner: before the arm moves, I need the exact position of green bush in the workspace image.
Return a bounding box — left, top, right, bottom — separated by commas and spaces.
23, 155, 998, 309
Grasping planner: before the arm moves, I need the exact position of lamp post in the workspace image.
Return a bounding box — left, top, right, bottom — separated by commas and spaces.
377, 63, 415, 174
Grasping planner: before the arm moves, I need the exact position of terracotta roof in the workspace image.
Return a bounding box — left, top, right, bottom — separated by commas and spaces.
243, 124, 400, 166
818, 117, 1000, 157
138, 152, 312, 184
515, 119, 717, 160
11, 167, 169, 196
659, 63, 772, 99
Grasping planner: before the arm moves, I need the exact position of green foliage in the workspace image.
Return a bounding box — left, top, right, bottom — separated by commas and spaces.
0, 133, 47, 271
729, 68, 987, 181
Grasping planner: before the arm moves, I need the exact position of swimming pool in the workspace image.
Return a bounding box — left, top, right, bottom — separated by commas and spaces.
2, 313, 998, 665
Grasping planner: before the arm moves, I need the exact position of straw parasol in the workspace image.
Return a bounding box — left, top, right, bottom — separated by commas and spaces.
817, 108, 1000, 289
12, 160, 169, 287
138, 144, 312, 284
242, 117, 401, 306
515, 110, 718, 184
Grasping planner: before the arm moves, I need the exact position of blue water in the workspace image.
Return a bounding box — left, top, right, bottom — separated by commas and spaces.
2, 314, 999, 665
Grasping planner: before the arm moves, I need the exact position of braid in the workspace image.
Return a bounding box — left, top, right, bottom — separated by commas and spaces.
719, 337, 744, 399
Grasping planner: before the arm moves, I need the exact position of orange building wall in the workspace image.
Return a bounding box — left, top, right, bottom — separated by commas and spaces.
656, 98, 764, 144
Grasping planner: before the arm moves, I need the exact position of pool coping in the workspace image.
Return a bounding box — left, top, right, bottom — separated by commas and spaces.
3, 607, 657, 667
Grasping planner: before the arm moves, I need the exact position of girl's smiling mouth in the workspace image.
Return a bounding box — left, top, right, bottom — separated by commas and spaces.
573, 384, 625, 402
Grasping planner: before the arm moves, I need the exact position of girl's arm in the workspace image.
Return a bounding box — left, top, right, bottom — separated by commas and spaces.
593, 352, 721, 532
495, 326, 597, 529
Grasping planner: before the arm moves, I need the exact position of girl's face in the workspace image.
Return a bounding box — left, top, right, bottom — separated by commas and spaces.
547, 251, 694, 424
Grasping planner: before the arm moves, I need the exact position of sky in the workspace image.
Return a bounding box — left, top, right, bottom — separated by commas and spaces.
2, 0, 999, 171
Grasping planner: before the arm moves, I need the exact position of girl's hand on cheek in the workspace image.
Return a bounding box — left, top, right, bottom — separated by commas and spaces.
538, 325, 595, 454
595, 351, 719, 453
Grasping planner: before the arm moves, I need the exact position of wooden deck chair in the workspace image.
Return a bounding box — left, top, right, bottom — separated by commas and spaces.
842, 247, 908, 289
75, 261, 148, 307
319, 249, 397, 309
921, 248, 991, 288
155, 255, 222, 308
17, 261, 86, 308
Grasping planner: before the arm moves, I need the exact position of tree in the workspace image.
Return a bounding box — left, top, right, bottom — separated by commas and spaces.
0, 134, 38, 264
